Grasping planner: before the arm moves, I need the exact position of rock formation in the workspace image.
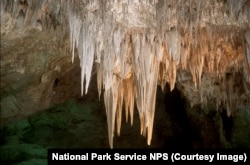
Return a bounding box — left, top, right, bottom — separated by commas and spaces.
1, 0, 250, 148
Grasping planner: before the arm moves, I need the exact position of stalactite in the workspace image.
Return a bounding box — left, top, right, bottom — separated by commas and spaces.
180, 39, 190, 70
227, 0, 245, 19
0, 0, 7, 15
224, 73, 235, 117
165, 30, 181, 65
123, 77, 135, 125
245, 30, 250, 67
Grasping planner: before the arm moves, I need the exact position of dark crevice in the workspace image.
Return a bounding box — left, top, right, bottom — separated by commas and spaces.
163, 83, 195, 149
220, 108, 233, 142
53, 78, 59, 87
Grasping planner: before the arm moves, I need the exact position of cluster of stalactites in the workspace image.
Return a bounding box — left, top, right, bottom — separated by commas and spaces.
0, 0, 64, 34
67, 0, 250, 148
0, 0, 249, 148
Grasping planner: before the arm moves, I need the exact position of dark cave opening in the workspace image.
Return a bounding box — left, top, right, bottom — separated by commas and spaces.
160, 83, 234, 149
220, 108, 233, 142
162, 83, 195, 149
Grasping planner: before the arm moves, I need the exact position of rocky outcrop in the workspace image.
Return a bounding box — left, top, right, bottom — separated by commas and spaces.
1, 30, 77, 123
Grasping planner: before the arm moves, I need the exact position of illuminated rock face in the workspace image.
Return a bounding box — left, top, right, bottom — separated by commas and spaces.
1, 0, 250, 148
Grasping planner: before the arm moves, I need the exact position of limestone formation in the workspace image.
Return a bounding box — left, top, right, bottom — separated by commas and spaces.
1, 0, 250, 148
